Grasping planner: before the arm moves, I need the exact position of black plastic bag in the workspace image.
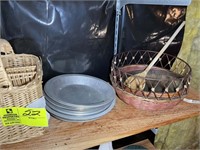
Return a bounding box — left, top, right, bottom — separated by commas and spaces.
1, 1, 115, 82
118, 5, 186, 56
0, 1, 186, 82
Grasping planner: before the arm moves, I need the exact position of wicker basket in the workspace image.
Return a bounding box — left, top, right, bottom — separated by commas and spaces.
0, 39, 44, 144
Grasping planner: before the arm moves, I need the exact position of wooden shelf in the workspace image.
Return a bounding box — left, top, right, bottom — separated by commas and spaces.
1, 89, 199, 150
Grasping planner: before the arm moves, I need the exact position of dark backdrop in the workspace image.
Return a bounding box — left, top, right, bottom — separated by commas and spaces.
0, 1, 186, 83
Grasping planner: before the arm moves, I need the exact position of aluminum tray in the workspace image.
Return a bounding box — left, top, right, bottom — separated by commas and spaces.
45, 96, 115, 116
44, 74, 115, 108
46, 99, 116, 122
44, 92, 114, 113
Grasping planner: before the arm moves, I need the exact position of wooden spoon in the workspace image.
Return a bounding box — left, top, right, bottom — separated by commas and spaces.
125, 21, 186, 90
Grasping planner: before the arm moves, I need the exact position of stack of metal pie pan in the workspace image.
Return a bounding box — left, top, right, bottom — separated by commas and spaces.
44, 74, 116, 122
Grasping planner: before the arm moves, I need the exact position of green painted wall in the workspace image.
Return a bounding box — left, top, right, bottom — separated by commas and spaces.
154, 0, 200, 149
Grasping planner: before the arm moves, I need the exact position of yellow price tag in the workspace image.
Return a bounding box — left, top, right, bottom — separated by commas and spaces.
0, 107, 48, 127
0, 107, 20, 126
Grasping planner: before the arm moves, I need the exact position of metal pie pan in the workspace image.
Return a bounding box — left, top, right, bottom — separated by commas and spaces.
45, 98, 115, 116
46, 99, 116, 122
44, 92, 114, 113
44, 74, 115, 108
50, 114, 101, 123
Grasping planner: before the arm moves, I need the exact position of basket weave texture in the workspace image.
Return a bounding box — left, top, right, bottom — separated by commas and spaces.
0, 39, 44, 144
110, 50, 191, 110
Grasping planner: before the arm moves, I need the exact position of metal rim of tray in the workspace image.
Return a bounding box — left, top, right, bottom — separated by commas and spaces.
44, 91, 114, 112
45, 95, 115, 116
44, 74, 115, 108
46, 98, 116, 122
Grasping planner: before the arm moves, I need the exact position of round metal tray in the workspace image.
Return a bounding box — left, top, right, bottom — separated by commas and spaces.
44, 92, 114, 113
46, 99, 116, 122
44, 74, 115, 108
45, 96, 115, 116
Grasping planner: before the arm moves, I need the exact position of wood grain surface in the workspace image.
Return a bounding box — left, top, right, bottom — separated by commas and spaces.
1, 89, 199, 150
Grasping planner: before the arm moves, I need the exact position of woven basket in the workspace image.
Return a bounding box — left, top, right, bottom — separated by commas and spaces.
110, 50, 191, 110
0, 39, 44, 144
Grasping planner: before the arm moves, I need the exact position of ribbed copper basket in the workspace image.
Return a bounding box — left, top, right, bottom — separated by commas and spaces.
110, 50, 191, 110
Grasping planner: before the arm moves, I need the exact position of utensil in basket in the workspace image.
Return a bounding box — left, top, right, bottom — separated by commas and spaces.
124, 21, 185, 90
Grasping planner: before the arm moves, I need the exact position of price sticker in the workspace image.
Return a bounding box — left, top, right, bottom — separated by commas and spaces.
0, 107, 48, 127
0, 107, 20, 126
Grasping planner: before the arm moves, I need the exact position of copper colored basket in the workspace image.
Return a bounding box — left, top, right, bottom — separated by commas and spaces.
110, 50, 191, 110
